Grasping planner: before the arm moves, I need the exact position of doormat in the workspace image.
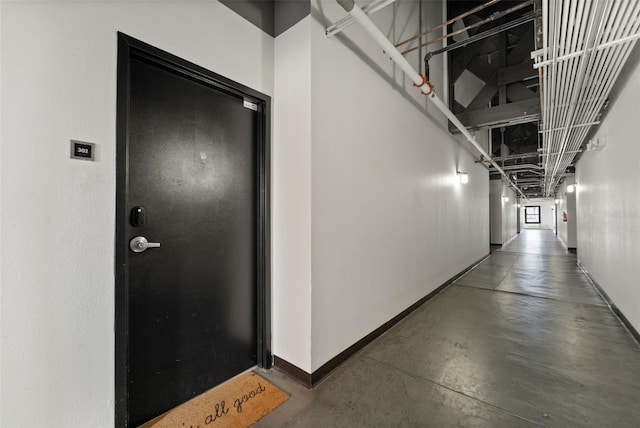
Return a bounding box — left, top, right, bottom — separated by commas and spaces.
140, 372, 289, 428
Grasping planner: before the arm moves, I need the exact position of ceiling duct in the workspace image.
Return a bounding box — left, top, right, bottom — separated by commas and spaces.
536, 0, 640, 196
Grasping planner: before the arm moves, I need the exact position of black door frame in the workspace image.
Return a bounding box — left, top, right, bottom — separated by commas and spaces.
114, 33, 271, 427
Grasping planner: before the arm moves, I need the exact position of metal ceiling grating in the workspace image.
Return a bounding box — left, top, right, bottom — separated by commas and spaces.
536, 0, 640, 196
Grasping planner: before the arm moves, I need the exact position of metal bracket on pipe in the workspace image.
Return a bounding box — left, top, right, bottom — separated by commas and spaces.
531, 48, 547, 58
538, 121, 599, 133
533, 33, 640, 69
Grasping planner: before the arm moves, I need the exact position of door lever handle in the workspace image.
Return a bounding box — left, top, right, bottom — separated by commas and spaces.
130, 236, 161, 253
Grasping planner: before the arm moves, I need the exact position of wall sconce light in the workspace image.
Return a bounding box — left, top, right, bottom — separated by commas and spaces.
517, 203, 521, 208
567, 184, 575, 193
457, 171, 469, 184
502, 196, 509, 202
555, 198, 561, 204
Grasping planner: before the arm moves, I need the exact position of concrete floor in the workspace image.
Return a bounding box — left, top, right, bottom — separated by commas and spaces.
255, 229, 640, 427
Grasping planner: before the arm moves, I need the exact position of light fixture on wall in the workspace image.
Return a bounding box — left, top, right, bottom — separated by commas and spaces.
502, 196, 509, 202
457, 171, 469, 184
587, 136, 606, 151
517, 203, 521, 208
567, 184, 575, 193
555, 199, 561, 204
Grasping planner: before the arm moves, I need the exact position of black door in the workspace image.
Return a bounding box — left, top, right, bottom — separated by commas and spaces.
115, 34, 271, 428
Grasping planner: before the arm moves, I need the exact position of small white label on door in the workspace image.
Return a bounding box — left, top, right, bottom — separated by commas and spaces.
243, 100, 258, 111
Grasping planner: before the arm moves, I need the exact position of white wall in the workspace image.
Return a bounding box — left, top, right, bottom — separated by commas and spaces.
490, 180, 517, 245
522, 199, 554, 230
556, 177, 577, 249
273, 17, 312, 372
502, 186, 517, 244
490, 180, 503, 244
2, 0, 495, 423
309, 0, 489, 371
0, 2, 274, 426
0, 0, 3, 403
576, 55, 640, 332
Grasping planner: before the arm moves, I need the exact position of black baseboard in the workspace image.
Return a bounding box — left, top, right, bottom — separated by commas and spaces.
612, 306, 640, 344
273, 356, 312, 388
578, 262, 640, 345
274, 254, 489, 388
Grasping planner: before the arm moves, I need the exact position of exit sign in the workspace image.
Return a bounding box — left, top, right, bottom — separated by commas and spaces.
70, 140, 95, 161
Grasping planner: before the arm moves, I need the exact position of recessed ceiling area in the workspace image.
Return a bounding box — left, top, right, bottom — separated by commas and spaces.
443, 0, 543, 198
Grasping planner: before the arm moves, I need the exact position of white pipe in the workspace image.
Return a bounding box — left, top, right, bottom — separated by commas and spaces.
554, 0, 591, 175
540, 7, 549, 195
327, 0, 397, 38
534, 20, 640, 67
539, 121, 599, 133
548, 0, 609, 192
337, 1, 526, 198
548, 0, 640, 191
442, 0, 449, 105
327, 0, 387, 36
346, 5, 424, 84
540, 150, 582, 156
552, 0, 575, 165
575, 0, 634, 125
541, 0, 568, 194
543, 0, 562, 186
540, 0, 640, 194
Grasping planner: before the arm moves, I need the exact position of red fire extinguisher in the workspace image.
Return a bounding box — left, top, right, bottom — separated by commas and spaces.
562, 212, 568, 222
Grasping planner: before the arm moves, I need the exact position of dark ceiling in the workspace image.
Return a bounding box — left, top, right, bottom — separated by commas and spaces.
443, 0, 543, 197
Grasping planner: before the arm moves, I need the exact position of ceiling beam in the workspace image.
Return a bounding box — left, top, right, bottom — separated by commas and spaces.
498, 61, 536, 85
507, 26, 534, 65
453, 98, 541, 130
467, 82, 498, 111
450, 38, 499, 82
467, 57, 498, 82
506, 82, 538, 101
480, 151, 540, 162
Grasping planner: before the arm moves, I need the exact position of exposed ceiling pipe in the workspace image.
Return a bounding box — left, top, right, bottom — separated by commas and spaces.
532, 32, 640, 69
419, 12, 536, 58
401, 0, 534, 56
481, 152, 541, 162
333, 0, 526, 198
514, 177, 544, 181
539, 121, 599, 133
541, 150, 581, 156
326, 0, 397, 38
538, 0, 640, 195
395, 0, 502, 49
546, 0, 609, 191
491, 164, 543, 171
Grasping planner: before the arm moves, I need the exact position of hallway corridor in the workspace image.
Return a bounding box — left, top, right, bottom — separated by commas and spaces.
257, 230, 640, 427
